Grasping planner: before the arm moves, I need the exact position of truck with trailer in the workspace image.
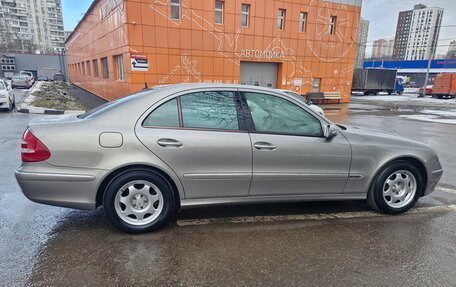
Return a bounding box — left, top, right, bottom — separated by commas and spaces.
351, 68, 404, 95
431, 73, 456, 99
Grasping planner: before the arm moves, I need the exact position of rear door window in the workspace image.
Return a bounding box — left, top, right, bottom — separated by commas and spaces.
143, 98, 179, 127
180, 91, 240, 130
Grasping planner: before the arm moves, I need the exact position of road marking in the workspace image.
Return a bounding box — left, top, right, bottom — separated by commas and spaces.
436, 186, 456, 195
177, 205, 456, 227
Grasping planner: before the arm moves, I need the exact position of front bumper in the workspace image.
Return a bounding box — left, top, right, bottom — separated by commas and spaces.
0, 98, 8, 107
424, 161, 443, 195
15, 164, 108, 210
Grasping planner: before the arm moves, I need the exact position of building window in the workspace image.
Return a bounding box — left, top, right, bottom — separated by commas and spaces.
329, 15, 337, 35
241, 4, 250, 27
299, 12, 307, 32
81, 61, 86, 76
278, 9, 286, 30
86, 60, 91, 76
101, 57, 109, 79
114, 54, 124, 81
170, 0, 180, 20
215, 1, 224, 24
93, 59, 99, 77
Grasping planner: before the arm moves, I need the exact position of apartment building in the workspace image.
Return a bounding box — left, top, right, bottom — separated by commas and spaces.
371, 39, 394, 59
392, 4, 444, 60
0, 0, 66, 53
355, 17, 369, 68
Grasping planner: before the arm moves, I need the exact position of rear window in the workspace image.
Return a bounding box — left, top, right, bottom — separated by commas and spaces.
78, 89, 156, 119
13, 76, 26, 80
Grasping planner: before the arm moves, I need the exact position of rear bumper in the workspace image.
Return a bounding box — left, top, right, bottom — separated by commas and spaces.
15, 165, 107, 210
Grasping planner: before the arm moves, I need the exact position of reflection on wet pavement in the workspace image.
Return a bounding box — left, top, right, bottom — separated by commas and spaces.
27, 207, 456, 286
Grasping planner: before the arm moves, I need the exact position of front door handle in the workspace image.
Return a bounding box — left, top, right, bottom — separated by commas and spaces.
157, 138, 183, 147
254, 142, 276, 150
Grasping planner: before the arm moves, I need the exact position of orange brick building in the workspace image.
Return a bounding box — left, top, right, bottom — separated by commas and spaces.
66, 0, 362, 102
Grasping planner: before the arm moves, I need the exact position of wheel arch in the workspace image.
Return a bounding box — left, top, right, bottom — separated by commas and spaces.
96, 164, 182, 209
369, 156, 428, 197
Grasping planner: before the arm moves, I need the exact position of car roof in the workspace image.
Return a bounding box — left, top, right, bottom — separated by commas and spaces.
146, 83, 305, 99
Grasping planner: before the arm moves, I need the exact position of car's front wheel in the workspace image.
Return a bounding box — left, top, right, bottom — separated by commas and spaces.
103, 170, 176, 233
367, 160, 424, 214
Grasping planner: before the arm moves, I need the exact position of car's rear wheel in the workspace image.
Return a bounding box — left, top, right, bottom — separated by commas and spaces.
103, 170, 175, 233
367, 160, 423, 214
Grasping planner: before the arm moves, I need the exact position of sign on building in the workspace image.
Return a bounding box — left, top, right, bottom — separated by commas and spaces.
130, 54, 149, 71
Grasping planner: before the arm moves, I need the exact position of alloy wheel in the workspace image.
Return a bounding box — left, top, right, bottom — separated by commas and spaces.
114, 180, 164, 225
382, 170, 417, 208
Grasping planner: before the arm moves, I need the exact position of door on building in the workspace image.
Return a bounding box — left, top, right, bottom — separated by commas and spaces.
240, 62, 278, 88
312, 78, 321, 92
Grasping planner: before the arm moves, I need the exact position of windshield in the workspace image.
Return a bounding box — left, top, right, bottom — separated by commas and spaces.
13, 76, 25, 80
0, 81, 5, 90
283, 91, 312, 106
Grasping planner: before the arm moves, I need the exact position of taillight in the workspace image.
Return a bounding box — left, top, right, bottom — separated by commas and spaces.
21, 129, 51, 162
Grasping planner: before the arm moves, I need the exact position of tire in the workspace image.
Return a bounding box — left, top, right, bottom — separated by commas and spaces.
103, 170, 176, 233
367, 160, 424, 214
7, 99, 12, 111
387, 90, 392, 95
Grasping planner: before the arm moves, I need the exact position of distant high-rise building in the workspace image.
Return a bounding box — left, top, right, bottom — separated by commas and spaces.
355, 18, 369, 68
447, 40, 456, 59
371, 39, 394, 59
392, 4, 443, 60
0, 0, 65, 54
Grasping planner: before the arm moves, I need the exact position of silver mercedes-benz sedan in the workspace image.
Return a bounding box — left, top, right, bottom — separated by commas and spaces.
15, 84, 443, 233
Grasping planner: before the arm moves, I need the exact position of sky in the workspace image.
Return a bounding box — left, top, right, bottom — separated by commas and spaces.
61, 0, 456, 56
62, 0, 93, 31
361, 0, 456, 56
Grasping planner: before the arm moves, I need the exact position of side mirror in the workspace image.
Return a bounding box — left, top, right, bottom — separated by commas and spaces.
325, 124, 338, 140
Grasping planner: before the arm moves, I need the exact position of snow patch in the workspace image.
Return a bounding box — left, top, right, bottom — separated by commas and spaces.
400, 115, 456, 125
421, 109, 456, 117
352, 93, 456, 104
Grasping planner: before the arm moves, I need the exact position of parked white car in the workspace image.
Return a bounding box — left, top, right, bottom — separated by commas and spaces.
0, 79, 15, 111
277, 89, 325, 116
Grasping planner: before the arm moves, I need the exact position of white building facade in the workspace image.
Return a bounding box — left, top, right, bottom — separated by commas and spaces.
0, 0, 65, 53
355, 18, 369, 68
393, 4, 443, 60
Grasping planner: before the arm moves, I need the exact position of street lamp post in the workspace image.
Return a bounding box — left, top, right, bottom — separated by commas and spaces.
419, 50, 434, 98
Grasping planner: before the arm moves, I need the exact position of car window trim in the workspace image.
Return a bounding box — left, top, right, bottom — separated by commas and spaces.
141, 89, 248, 133
238, 91, 325, 138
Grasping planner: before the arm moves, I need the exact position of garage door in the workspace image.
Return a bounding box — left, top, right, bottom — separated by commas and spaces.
240, 62, 278, 88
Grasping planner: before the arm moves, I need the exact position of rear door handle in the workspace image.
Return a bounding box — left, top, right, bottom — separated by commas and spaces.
157, 138, 183, 147
254, 142, 276, 150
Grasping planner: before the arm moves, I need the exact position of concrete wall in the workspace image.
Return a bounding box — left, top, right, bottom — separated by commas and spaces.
0, 52, 68, 79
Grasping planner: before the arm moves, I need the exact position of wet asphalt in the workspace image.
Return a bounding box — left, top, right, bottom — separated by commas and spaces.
1, 89, 456, 286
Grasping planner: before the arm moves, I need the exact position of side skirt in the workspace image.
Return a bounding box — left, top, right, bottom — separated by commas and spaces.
180, 193, 367, 209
